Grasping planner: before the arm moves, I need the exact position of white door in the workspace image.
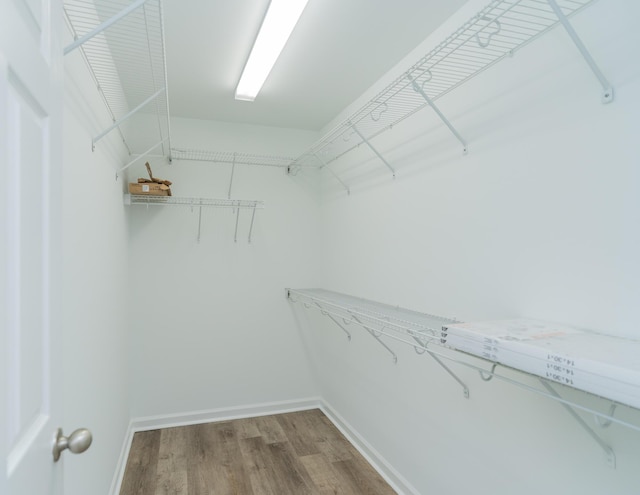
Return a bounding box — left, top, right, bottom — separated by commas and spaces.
1, 0, 65, 494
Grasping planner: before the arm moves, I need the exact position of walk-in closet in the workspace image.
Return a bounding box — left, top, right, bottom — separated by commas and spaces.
2, 0, 639, 494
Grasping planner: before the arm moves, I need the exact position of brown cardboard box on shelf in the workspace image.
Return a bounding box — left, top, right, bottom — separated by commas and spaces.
128, 182, 170, 196
128, 162, 172, 196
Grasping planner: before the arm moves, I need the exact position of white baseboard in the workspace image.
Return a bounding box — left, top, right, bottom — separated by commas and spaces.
109, 397, 415, 495
319, 401, 420, 495
130, 397, 323, 431
108, 420, 135, 495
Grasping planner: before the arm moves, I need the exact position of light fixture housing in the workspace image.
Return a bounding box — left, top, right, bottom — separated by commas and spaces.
235, 0, 310, 102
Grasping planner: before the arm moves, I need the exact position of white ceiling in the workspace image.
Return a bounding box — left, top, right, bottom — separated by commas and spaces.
163, 0, 467, 131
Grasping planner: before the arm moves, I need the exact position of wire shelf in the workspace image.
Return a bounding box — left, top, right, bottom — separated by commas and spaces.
288, 288, 640, 440
287, 288, 457, 347
171, 148, 296, 169
125, 194, 264, 209
64, 0, 172, 161
292, 0, 597, 171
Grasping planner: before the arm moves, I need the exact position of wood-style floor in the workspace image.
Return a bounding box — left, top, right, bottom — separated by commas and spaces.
119, 409, 396, 495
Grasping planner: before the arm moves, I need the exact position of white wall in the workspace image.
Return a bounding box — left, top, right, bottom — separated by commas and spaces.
62, 36, 131, 495
127, 118, 321, 418
300, 0, 640, 493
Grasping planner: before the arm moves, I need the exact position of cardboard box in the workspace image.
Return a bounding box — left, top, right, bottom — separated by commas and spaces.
128, 182, 170, 196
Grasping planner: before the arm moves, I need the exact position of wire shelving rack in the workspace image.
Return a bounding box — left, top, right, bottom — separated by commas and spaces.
64, 0, 172, 171
125, 194, 264, 243
291, 0, 610, 191
170, 149, 296, 169
287, 288, 640, 467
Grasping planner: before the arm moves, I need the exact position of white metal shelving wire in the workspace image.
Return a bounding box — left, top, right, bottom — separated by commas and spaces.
171, 149, 296, 169
125, 194, 264, 243
170, 149, 298, 198
291, 0, 610, 191
287, 288, 640, 467
64, 0, 172, 171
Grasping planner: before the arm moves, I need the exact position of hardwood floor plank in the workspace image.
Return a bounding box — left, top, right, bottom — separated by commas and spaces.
266, 441, 320, 495
188, 422, 254, 495
120, 430, 161, 495
333, 459, 397, 495
233, 417, 261, 440
238, 436, 278, 495
275, 410, 322, 457
307, 412, 356, 463
299, 453, 344, 495
155, 426, 188, 495
252, 414, 288, 444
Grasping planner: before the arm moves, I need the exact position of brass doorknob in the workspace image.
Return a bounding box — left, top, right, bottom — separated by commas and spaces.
52, 428, 92, 462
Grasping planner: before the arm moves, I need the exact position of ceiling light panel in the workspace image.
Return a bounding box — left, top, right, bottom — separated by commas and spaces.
235, 0, 310, 102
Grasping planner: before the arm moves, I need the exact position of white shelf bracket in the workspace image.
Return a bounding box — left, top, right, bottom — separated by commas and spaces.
349, 122, 396, 178
228, 153, 236, 199
247, 205, 257, 243
196, 205, 203, 243
314, 153, 350, 195
313, 302, 352, 341
234, 206, 240, 243
407, 73, 468, 154
64, 0, 151, 55
119, 138, 168, 172
546, 0, 613, 103
539, 380, 616, 468
93, 87, 166, 149
413, 336, 469, 398
350, 314, 398, 364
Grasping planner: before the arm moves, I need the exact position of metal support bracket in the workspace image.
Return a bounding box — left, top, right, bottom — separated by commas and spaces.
247, 206, 256, 243
407, 73, 468, 154
93, 88, 165, 149
228, 153, 236, 199
350, 314, 398, 364
546, 0, 613, 103
314, 153, 350, 195
540, 380, 616, 468
412, 337, 469, 398
119, 138, 168, 172
313, 303, 352, 341
349, 122, 396, 178
64, 0, 151, 55
233, 206, 240, 243
196, 205, 203, 243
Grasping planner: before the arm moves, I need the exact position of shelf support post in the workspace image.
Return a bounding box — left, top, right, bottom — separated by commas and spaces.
407, 73, 468, 154
247, 205, 256, 243
313, 153, 350, 195
234, 205, 240, 243
64, 0, 151, 55
349, 122, 396, 178
93, 87, 166, 149
350, 314, 398, 364
196, 205, 203, 244
546, 0, 613, 103
228, 153, 236, 199
539, 380, 615, 468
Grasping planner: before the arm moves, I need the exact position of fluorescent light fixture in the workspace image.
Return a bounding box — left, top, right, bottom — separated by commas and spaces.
235, 0, 310, 101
